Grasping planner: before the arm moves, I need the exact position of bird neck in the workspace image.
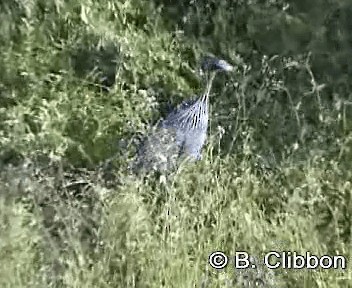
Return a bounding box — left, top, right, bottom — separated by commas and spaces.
201, 72, 216, 103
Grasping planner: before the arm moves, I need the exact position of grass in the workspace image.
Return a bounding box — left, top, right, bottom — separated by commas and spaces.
0, 0, 352, 287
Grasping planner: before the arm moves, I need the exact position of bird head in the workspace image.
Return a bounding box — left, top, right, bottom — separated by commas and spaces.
199, 56, 233, 96
200, 56, 234, 74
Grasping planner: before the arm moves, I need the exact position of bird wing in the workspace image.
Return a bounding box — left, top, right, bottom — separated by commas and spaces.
133, 126, 182, 173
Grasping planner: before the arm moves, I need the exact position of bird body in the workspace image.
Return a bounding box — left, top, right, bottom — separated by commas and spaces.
133, 56, 233, 173
160, 93, 209, 160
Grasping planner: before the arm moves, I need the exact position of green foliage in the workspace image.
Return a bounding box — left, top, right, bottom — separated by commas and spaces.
0, 0, 352, 287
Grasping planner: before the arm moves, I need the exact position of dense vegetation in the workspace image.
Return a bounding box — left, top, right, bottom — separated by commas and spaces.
0, 0, 351, 287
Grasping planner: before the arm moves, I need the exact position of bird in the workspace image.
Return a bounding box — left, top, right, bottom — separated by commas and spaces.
133, 56, 233, 173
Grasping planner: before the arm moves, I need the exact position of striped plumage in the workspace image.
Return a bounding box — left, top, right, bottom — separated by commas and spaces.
133, 56, 232, 173
162, 94, 209, 131
159, 72, 216, 160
